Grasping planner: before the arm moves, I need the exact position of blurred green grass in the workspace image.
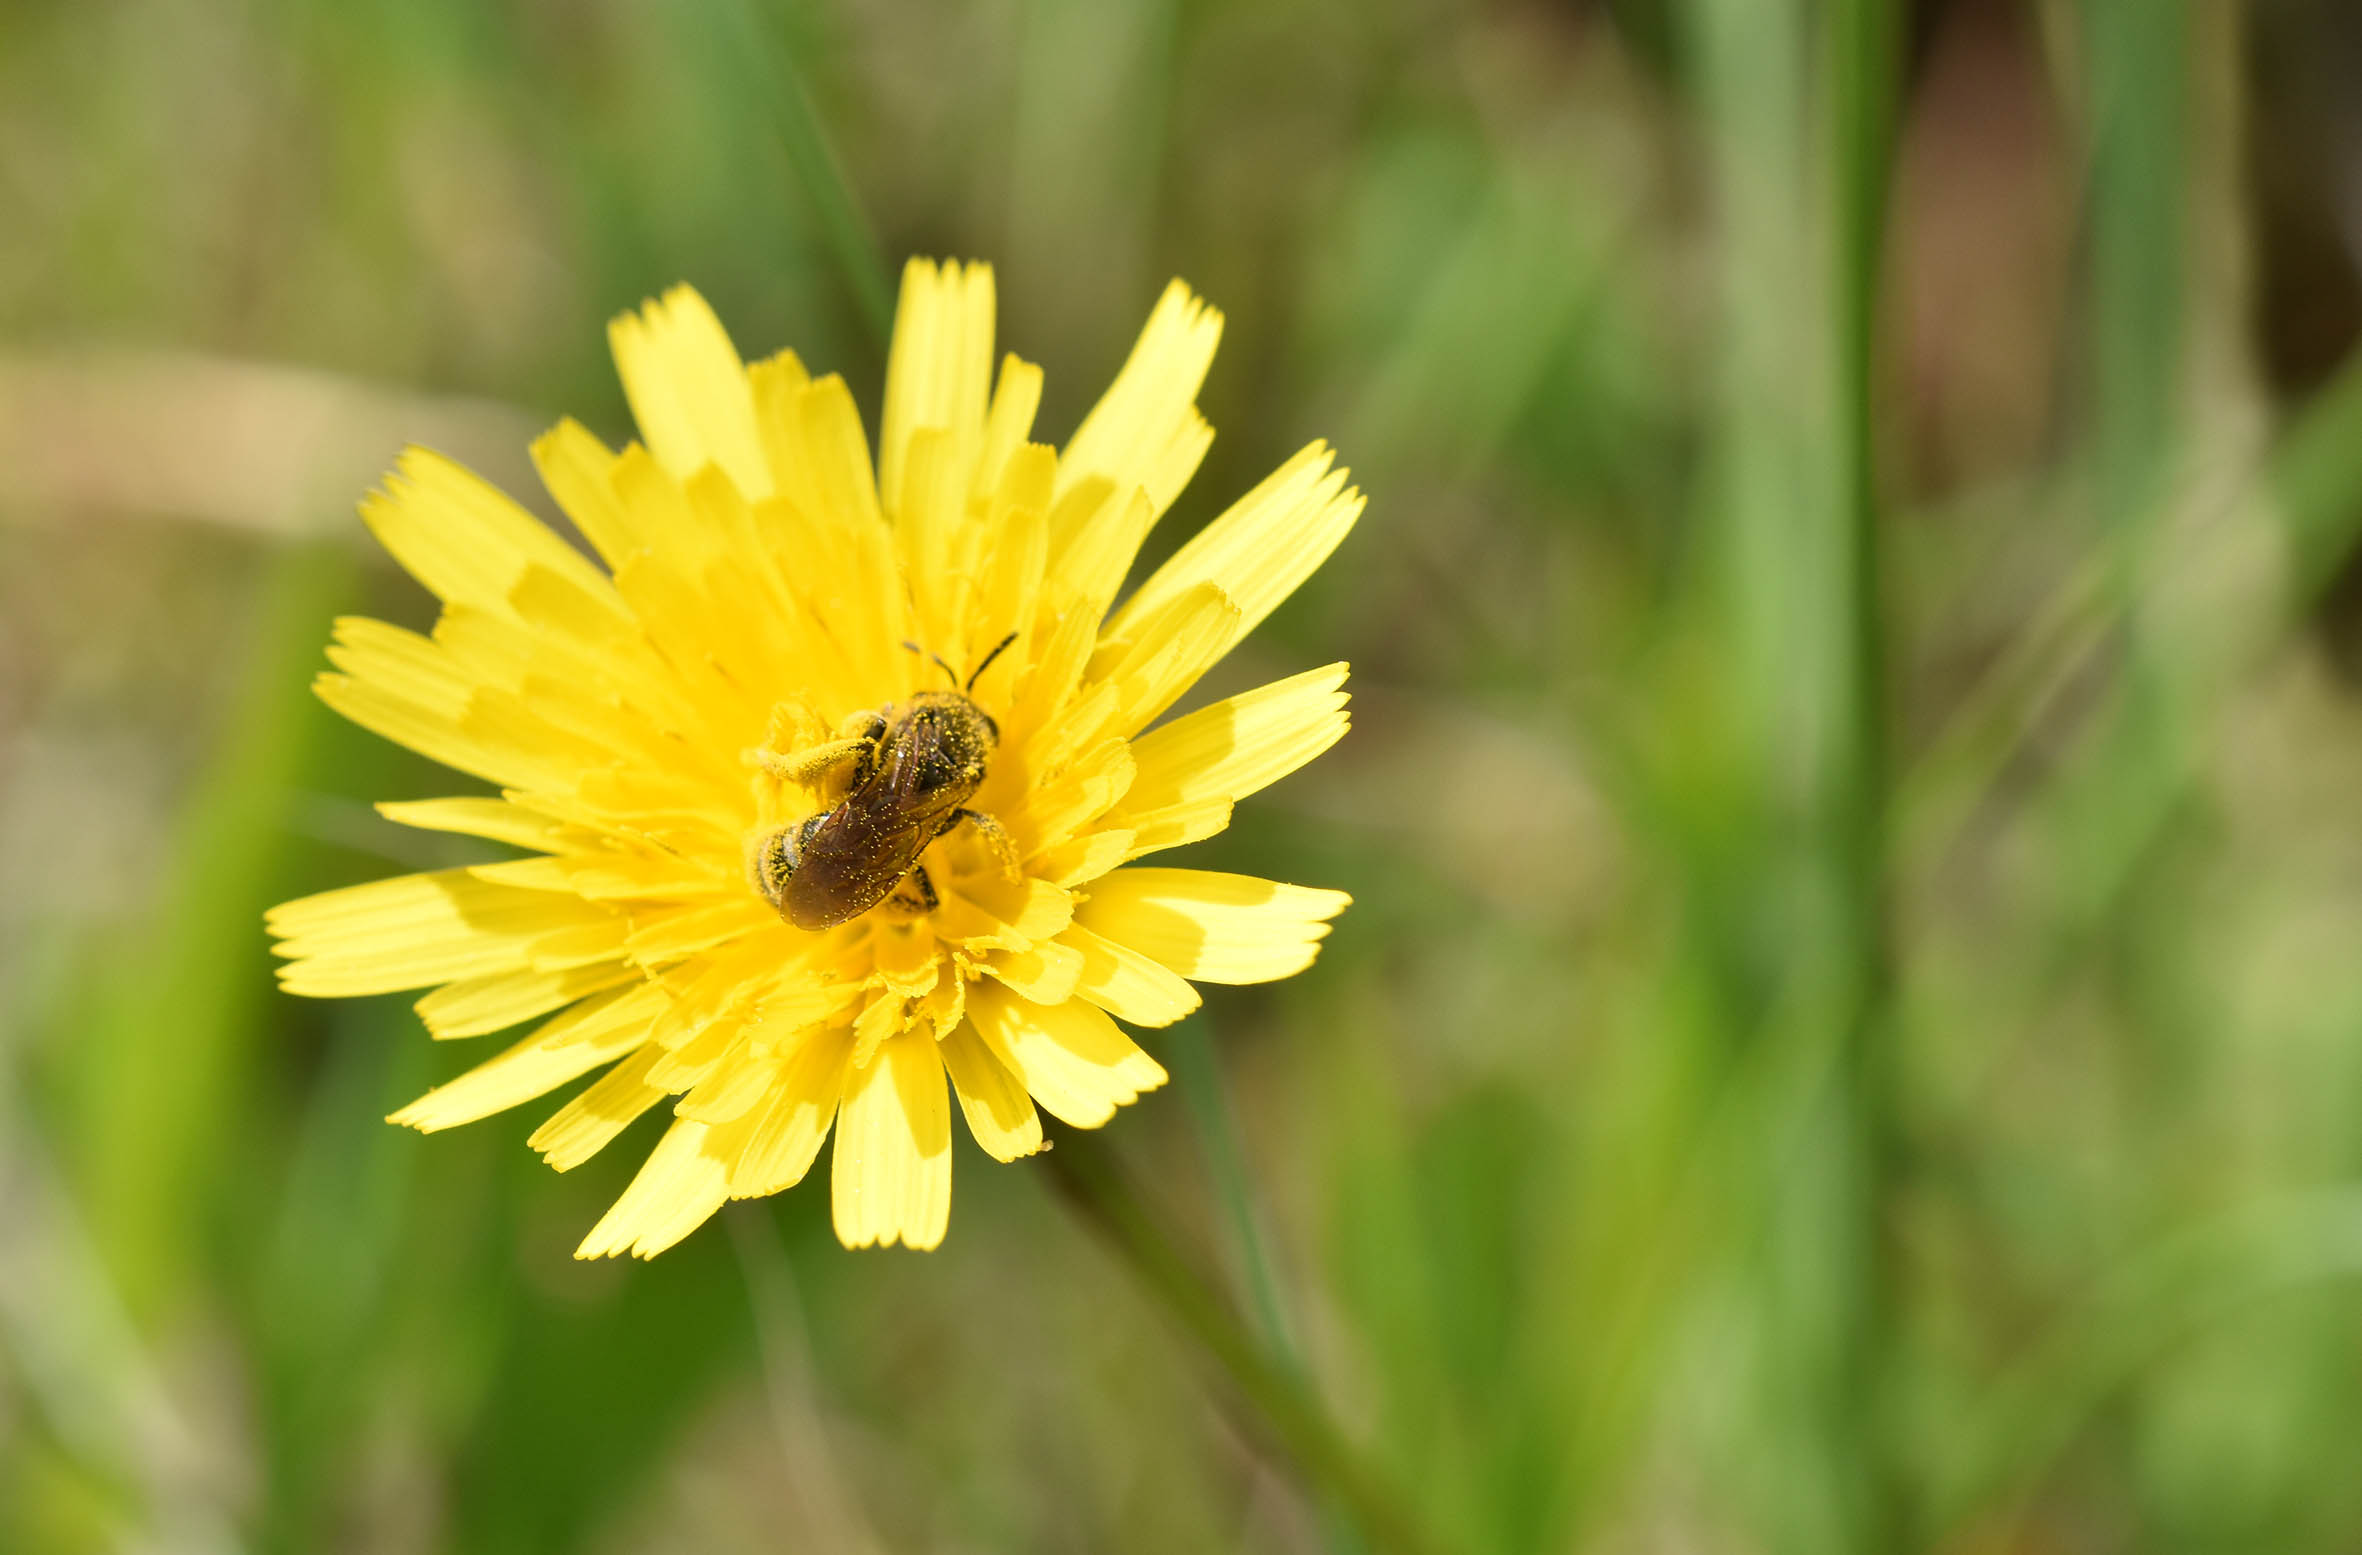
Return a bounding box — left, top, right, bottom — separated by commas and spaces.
10, 0, 2362, 1551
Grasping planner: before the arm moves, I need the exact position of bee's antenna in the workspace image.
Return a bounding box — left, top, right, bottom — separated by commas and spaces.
966, 631, 1019, 693
900, 639, 960, 687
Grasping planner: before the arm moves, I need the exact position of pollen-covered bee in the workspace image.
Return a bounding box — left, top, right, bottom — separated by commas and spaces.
752, 635, 1019, 931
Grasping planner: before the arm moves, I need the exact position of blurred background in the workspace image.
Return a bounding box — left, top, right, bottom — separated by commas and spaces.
9, 0, 2362, 1550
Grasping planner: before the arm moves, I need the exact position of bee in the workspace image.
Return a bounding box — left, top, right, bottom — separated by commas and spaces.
752, 634, 1020, 931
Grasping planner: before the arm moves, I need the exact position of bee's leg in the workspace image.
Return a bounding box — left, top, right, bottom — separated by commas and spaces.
884, 864, 940, 917
752, 737, 864, 786
752, 711, 888, 792
831, 711, 890, 791
951, 808, 1023, 883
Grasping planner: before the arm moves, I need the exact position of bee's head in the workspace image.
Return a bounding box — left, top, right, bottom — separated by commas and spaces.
908, 690, 999, 754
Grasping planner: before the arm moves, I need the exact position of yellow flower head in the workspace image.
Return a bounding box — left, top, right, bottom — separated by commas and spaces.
266, 260, 1360, 1255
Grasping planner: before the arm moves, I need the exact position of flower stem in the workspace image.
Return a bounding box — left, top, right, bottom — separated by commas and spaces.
1830, 0, 1905, 1547
1167, 1022, 1365, 1554
746, 27, 1409, 1540
1040, 1126, 1440, 1555
1166, 1018, 1301, 1368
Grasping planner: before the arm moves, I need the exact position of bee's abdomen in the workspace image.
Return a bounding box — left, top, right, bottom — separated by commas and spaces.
779, 806, 923, 930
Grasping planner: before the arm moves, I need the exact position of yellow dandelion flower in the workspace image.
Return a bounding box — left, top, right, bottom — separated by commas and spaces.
265, 260, 1360, 1256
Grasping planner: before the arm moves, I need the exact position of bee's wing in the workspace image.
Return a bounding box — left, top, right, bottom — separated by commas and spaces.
882, 711, 970, 809
786, 801, 932, 927
878, 719, 935, 805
